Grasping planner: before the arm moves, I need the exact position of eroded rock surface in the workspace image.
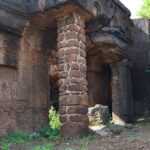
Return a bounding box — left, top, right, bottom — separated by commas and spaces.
88, 104, 110, 126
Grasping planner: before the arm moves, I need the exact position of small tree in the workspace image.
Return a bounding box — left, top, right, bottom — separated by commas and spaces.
138, 0, 150, 18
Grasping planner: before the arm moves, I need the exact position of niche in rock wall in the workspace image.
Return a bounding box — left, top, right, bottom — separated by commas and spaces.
48, 50, 59, 111
42, 28, 58, 111
0, 30, 20, 68
49, 74, 59, 111
88, 63, 112, 114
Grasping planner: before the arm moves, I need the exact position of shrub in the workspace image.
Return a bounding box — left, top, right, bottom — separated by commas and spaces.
0, 107, 62, 148
40, 107, 61, 141
40, 126, 61, 141
49, 106, 61, 130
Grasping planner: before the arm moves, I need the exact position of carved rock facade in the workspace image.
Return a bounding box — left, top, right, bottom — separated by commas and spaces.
0, 0, 149, 137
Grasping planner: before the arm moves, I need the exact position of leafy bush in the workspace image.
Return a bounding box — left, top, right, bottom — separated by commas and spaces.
138, 0, 150, 18
49, 106, 61, 130
40, 126, 61, 141
0, 107, 62, 149
40, 107, 61, 141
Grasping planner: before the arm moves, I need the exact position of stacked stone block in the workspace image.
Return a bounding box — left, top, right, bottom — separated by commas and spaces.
57, 13, 89, 137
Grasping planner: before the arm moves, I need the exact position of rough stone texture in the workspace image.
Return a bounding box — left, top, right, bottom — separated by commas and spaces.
0, 31, 19, 135
88, 104, 110, 126
0, 31, 18, 68
0, 24, 50, 135
0, 66, 17, 135
110, 59, 134, 124
0, 0, 150, 137
57, 13, 89, 137
129, 19, 150, 116
17, 25, 50, 132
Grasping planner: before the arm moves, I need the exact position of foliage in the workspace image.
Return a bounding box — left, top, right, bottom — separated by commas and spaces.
0, 131, 29, 150
138, 0, 150, 18
32, 144, 53, 150
49, 107, 61, 130
45, 106, 61, 141
0, 107, 62, 149
40, 107, 61, 141
1, 144, 10, 150
40, 126, 61, 141
0, 131, 28, 145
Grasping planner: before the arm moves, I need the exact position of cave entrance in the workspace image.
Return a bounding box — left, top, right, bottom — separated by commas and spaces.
87, 58, 112, 115
48, 51, 59, 112
49, 76, 59, 111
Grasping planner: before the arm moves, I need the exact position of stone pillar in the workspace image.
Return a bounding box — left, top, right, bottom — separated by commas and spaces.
110, 59, 134, 125
57, 13, 89, 137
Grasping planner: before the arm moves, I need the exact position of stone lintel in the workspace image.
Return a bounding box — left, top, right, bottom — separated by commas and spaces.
91, 32, 128, 50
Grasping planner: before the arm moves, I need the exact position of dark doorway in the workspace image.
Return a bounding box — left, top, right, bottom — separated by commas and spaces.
50, 77, 59, 111
88, 63, 112, 115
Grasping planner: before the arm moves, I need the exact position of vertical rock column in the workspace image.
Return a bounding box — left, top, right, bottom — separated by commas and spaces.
110, 59, 134, 124
57, 13, 89, 137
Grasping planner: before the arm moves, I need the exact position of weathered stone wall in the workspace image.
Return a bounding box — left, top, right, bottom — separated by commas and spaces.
110, 59, 134, 123
0, 66, 17, 135
1, 0, 150, 137
0, 31, 18, 68
129, 19, 150, 116
86, 0, 133, 123
17, 24, 50, 132
0, 24, 50, 135
0, 31, 19, 135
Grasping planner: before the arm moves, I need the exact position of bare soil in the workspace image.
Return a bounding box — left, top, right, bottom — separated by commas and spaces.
3, 121, 150, 150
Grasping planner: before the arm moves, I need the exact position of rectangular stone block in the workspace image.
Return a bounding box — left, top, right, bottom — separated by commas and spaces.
67, 106, 88, 114
59, 95, 81, 106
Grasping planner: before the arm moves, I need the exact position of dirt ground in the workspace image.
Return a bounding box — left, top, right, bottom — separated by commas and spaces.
9, 120, 150, 150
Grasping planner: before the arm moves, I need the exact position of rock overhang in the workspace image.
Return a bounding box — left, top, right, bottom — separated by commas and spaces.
0, 0, 131, 19
0, 0, 132, 52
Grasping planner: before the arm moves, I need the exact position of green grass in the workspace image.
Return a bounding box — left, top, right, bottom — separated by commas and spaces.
0, 131, 98, 150
31, 144, 53, 150
0, 128, 61, 150
40, 126, 61, 142
0, 107, 62, 150
0, 131, 30, 150
1, 144, 10, 150
0, 131, 29, 145
0, 107, 96, 150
